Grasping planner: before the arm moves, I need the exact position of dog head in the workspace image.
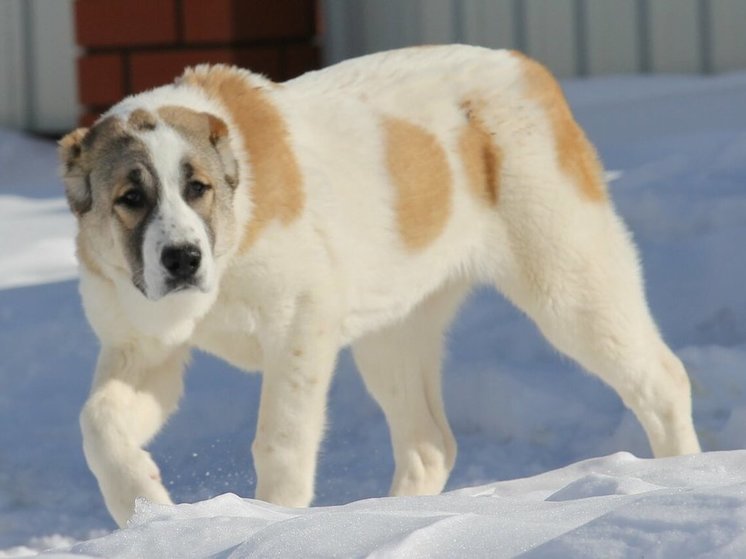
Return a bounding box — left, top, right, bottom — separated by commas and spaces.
59, 105, 239, 302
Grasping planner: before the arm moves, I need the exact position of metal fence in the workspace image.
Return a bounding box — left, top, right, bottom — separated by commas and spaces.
323, 0, 746, 77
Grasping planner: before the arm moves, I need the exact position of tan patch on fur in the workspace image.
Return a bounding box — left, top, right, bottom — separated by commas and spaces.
458, 101, 501, 206
179, 66, 304, 250
128, 109, 157, 131
512, 51, 607, 202
157, 106, 226, 144
157, 106, 195, 131
58, 128, 88, 165
157, 105, 238, 194
112, 181, 144, 231
187, 162, 217, 217
383, 117, 452, 250
185, 160, 213, 185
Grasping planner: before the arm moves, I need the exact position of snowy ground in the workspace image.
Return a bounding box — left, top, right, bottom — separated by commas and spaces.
1, 70, 746, 557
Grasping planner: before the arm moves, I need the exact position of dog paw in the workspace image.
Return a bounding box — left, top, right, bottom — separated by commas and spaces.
99, 450, 173, 527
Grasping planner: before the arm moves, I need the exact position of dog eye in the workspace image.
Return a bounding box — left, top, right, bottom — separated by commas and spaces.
186, 180, 211, 201
116, 189, 146, 209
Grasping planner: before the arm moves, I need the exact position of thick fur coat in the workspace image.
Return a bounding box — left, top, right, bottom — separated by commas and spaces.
59, 46, 700, 527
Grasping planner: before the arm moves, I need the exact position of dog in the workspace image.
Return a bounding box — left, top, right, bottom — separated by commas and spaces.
59, 45, 701, 527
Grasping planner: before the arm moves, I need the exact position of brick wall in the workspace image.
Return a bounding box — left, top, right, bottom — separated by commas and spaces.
75, 0, 320, 126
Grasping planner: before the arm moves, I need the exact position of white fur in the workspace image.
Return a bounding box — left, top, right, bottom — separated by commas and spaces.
75, 45, 701, 527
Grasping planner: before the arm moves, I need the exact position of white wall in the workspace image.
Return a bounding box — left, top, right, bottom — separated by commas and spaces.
0, 0, 78, 133
322, 0, 746, 77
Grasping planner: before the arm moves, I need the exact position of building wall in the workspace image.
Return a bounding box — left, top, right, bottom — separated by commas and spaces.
0, 0, 319, 133
75, 0, 319, 126
2, 1, 746, 132
322, 0, 746, 77
0, 0, 78, 133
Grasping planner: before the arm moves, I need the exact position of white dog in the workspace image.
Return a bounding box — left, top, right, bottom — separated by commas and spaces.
59, 45, 701, 527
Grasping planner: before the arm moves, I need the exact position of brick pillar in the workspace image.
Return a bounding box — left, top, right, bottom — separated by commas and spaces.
75, 0, 320, 126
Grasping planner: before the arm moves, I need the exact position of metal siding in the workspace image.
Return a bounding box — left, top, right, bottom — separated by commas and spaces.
0, 0, 27, 128
459, 0, 516, 50
29, 0, 78, 132
585, 0, 641, 75
359, 0, 421, 54
0, 0, 77, 132
523, 0, 578, 77
4, 0, 746, 131
322, 0, 746, 75
710, 0, 746, 73
648, 0, 702, 72
418, 0, 457, 44
322, 0, 369, 64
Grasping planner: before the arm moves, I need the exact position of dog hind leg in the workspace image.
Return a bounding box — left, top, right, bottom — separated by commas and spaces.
495, 207, 701, 458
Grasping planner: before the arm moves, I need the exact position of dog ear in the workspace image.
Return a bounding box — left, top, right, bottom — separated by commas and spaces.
58, 128, 92, 215
205, 114, 239, 189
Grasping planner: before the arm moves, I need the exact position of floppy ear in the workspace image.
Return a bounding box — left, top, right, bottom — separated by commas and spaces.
205, 114, 238, 189
58, 128, 92, 215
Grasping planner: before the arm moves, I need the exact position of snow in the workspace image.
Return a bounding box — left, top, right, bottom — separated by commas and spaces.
2, 70, 746, 557
16, 452, 746, 558
0, 197, 77, 290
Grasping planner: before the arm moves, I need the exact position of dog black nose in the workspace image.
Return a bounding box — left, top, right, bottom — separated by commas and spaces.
161, 244, 201, 280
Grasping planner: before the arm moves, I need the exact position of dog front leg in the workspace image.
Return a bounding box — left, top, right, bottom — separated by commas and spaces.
252, 298, 340, 508
80, 344, 188, 527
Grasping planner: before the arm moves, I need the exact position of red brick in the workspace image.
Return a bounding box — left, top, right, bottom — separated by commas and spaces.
283, 44, 320, 80
79, 110, 105, 128
232, 48, 284, 81
78, 54, 125, 106
76, 0, 178, 48
129, 48, 283, 93
181, 0, 233, 43
182, 0, 316, 43
131, 49, 230, 93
